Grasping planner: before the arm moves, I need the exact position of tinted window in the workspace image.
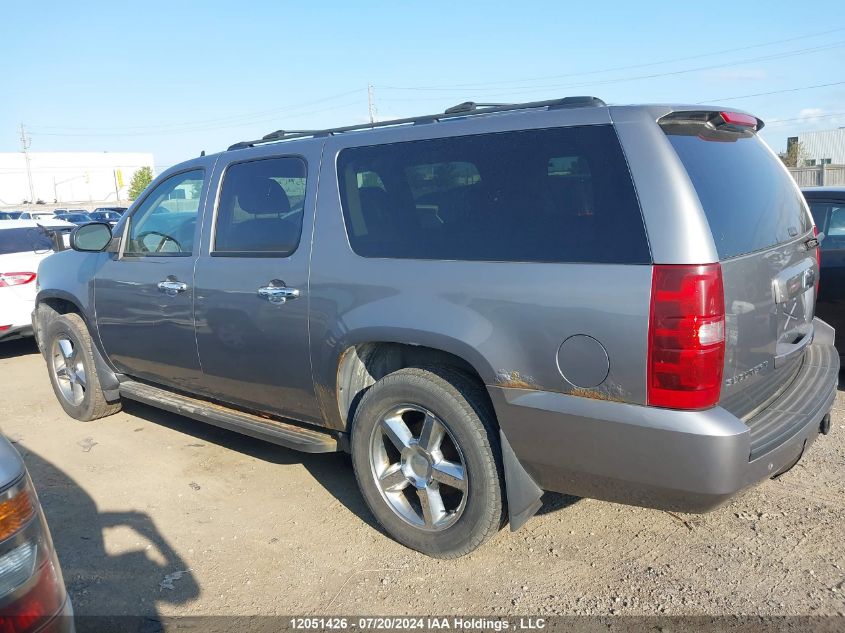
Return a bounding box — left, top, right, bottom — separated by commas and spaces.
664, 129, 811, 259
125, 170, 204, 256
808, 200, 845, 251
0, 228, 53, 255
337, 125, 649, 264
214, 157, 306, 255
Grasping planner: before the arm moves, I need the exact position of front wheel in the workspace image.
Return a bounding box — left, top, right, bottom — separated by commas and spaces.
351, 367, 505, 558
44, 313, 121, 421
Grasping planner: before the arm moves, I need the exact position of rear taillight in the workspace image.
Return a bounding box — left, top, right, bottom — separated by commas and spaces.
0, 477, 66, 633
648, 264, 726, 410
0, 274, 36, 288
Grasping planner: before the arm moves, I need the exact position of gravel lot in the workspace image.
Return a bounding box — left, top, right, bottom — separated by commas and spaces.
1, 337, 845, 621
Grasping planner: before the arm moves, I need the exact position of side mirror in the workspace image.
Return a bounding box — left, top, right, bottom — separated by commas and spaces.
70, 222, 113, 252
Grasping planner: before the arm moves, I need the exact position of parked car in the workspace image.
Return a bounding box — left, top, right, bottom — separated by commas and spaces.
92, 207, 127, 215
0, 432, 73, 630
17, 211, 55, 222
33, 99, 838, 558
0, 212, 22, 220
803, 186, 845, 356
87, 210, 121, 225
53, 213, 93, 227
1, 220, 74, 342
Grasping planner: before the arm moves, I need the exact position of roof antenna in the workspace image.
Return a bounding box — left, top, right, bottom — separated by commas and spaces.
200, 150, 206, 157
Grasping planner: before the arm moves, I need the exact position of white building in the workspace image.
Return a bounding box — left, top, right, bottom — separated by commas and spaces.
0, 152, 155, 206
794, 128, 845, 165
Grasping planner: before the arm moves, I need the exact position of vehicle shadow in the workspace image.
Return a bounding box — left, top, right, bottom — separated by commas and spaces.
0, 337, 39, 359
120, 400, 382, 533
120, 401, 578, 529
13, 444, 199, 630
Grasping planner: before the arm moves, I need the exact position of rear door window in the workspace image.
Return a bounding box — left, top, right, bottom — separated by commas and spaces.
213, 156, 306, 256
336, 125, 650, 264
664, 128, 811, 259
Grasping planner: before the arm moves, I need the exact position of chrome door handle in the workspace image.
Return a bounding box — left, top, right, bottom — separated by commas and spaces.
257, 284, 300, 304
157, 279, 188, 296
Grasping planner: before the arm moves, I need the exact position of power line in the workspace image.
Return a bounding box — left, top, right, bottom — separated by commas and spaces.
765, 111, 845, 126
377, 36, 845, 93
27, 98, 364, 138
27, 88, 366, 134
697, 80, 845, 103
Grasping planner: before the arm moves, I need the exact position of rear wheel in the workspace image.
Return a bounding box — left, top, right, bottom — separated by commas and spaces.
351, 367, 504, 558
45, 313, 121, 421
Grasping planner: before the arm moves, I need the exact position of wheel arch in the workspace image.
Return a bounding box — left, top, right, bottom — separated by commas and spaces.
335, 342, 545, 534
35, 290, 121, 399
333, 340, 494, 434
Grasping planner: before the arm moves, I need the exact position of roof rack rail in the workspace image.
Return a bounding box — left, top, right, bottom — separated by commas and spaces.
227, 95, 606, 151
443, 101, 512, 114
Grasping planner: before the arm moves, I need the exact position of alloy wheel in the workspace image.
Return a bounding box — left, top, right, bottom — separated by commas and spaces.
369, 404, 468, 531
51, 337, 86, 406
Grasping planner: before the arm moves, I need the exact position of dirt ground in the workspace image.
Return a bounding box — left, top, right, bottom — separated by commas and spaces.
1, 337, 844, 621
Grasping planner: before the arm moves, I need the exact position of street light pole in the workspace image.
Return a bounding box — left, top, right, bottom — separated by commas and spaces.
19, 123, 35, 204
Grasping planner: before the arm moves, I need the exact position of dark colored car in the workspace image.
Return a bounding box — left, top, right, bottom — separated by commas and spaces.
92, 207, 127, 215
0, 434, 74, 631
0, 212, 22, 220
33, 98, 838, 558
87, 211, 121, 225
53, 213, 93, 227
803, 186, 845, 354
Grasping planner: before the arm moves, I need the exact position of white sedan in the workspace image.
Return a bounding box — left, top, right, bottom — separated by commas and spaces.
0, 219, 75, 342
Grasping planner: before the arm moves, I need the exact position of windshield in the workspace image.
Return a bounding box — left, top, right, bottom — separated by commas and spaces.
0, 228, 54, 255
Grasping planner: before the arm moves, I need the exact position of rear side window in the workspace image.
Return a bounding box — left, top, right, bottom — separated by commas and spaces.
807, 200, 845, 251
214, 157, 307, 256
664, 128, 811, 259
0, 228, 53, 255
337, 125, 650, 264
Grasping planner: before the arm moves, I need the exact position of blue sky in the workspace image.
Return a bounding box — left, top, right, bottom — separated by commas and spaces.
2, 0, 844, 168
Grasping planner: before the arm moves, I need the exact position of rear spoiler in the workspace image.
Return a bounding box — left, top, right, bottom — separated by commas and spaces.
658, 110, 764, 132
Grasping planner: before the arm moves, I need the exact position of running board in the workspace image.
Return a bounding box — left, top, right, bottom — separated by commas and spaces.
119, 380, 340, 453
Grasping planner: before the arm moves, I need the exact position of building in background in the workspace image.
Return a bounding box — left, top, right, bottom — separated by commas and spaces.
0, 152, 155, 206
789, 128, 845, 166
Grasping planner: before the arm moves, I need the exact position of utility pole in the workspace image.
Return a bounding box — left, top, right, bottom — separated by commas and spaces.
367, 83, 377, 124
19, 124, 35, 204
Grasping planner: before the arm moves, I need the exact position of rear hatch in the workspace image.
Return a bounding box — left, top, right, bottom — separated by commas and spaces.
661, 111, 818, 419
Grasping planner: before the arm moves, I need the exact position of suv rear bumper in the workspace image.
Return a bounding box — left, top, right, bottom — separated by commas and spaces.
489, 341, 838, 513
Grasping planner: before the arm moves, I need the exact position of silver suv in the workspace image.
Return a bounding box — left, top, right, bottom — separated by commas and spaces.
32, 97, 839, 558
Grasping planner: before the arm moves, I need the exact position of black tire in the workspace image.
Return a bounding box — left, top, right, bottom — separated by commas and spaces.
351, 366, 505, 558
44, 312, 121, 421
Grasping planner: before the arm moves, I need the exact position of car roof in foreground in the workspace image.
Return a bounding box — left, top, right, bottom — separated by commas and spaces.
0, 219, 75, 230
0, 434, 24, 491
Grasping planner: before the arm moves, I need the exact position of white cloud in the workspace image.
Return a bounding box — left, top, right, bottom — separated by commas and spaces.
798, 107, 825, 120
